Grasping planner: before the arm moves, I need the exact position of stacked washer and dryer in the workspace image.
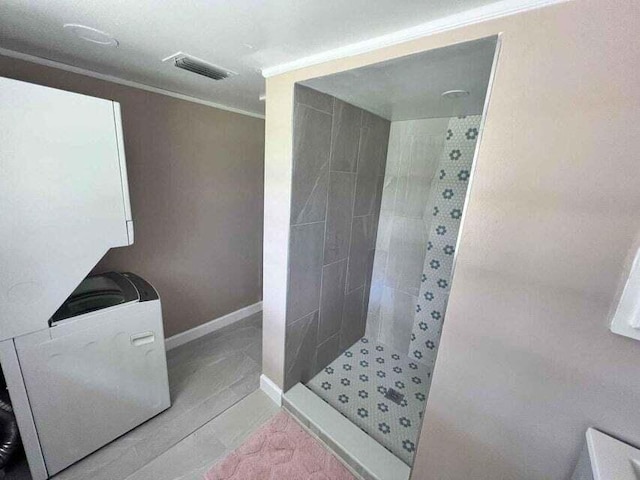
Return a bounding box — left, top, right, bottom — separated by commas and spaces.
0, 77, 171, 479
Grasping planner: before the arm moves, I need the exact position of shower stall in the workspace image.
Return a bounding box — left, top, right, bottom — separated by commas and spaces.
282, 36, 498, 472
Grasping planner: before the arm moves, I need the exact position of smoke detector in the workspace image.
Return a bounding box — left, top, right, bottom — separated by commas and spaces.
163, 52, 236, 81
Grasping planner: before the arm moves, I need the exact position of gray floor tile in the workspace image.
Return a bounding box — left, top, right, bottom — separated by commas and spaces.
124, 429, 227, 480
124, 391, 278, 480
205, 390, 279, 450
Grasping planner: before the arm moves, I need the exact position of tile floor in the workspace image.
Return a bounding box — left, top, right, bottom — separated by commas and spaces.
5, 313, 264, 480
127, 389, 279, 480
307, 336, 431, 465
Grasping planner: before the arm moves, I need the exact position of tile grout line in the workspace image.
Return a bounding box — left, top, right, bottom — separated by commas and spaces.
297, 102, 333, 117
323, 256, 348, 269
291, 219, 326, 227
127, 390, 276, 480
316, 96, 337, 354
344, 110, 364, 298
313, 97, 336, 362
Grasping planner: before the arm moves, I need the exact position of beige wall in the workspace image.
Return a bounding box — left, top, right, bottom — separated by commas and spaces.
0, 54, 265, 338
263, 0, 640, 478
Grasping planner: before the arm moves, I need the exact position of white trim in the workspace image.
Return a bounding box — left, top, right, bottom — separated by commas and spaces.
260, 374, 283, 407
261, 0, 569, 77
0, 47, 264, 119
165, 301, 262, 350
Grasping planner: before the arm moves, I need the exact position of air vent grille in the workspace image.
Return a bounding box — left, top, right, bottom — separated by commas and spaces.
172, 55, 235, 81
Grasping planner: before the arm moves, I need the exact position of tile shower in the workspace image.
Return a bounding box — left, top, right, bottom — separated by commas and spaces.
309, 114, 481, 464
284, 85, 483, 466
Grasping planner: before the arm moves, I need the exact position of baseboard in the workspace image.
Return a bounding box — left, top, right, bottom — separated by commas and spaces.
165, 301, 262, 350
260, 374, 283, 407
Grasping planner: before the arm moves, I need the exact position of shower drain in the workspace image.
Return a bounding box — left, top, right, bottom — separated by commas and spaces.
384, 388, 404, 405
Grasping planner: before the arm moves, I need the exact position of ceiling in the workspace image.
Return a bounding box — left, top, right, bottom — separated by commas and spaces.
302, 36, 498, 122
0, 0, 513, 116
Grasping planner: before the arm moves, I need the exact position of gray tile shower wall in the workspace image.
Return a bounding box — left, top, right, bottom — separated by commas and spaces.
290, 102, 331, 225
367, 118, 450, 354
324, 172, 356, 265
319, 258, 348, 343
287, 221, 325, 323
284, 85, 390, 390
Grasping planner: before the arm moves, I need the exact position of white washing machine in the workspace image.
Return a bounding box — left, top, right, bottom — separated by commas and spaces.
6, 272, 171, 476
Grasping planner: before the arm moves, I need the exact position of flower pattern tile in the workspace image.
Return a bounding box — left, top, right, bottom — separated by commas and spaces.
409, 115, 482, 369
307, 337, 431, 465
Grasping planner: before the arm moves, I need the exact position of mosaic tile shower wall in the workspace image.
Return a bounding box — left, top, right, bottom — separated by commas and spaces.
409, 115, 482, 367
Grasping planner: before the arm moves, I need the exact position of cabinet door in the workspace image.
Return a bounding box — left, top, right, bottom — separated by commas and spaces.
0, 77, 131, 340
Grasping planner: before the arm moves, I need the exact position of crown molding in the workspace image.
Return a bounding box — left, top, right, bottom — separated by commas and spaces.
0, 47, 265, 119
261, 0, 569, 78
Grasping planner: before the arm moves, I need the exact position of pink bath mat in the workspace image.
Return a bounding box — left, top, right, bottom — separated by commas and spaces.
204, 411, 356, 480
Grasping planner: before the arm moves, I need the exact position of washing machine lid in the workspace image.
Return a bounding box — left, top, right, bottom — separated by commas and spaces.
49, 272, 138, 325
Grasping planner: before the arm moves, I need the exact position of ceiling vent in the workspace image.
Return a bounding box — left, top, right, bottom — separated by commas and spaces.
163, 52, 236, 81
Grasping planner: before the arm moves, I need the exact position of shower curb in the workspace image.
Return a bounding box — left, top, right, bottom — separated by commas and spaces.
283, 383, 411, 480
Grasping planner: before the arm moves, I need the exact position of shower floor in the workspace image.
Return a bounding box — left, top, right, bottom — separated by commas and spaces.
307, 337, 431, 465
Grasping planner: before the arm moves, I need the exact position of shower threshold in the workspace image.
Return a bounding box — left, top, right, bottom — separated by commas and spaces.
283, 383, 410, 480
